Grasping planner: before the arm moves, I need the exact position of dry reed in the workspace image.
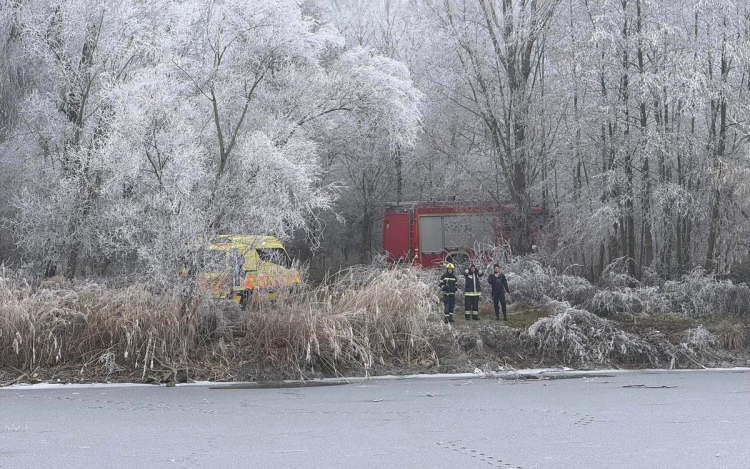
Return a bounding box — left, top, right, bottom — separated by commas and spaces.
0, 267, 439, 381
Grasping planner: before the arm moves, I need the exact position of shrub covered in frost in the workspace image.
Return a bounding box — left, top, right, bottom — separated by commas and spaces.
663, 269, 750, 318
590, 287, 671, 316
680, 326, 718, 356
527, 300, 670, 367
501, 259, 597, 306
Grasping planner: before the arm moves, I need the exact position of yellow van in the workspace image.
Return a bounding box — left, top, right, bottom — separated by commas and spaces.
197, 235, 301, 307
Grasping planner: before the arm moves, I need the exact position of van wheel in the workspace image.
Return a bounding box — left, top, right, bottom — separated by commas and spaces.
239, 290, 252, 310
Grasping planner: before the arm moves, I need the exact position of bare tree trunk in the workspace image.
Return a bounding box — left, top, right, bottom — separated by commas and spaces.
657, 93, 672, 276
706, 23, 728, 272
620, 0, 636, 277
360, 207, 372, 264
359, 172, 372, 263
393, 143, 403, 203
636, 0, 652, 274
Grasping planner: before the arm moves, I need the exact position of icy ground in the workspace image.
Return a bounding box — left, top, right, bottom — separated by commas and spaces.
1, 370, 748, 468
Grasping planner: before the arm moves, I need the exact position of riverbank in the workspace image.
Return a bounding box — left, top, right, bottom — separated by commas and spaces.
2, 265, 748, 386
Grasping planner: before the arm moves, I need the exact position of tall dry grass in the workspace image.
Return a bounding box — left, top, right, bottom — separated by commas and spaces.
242, 268, 438, 376
0, 267, 439, 382
3, 259, 745, 383
0, 275, 205, 379
713, 321, 747, 350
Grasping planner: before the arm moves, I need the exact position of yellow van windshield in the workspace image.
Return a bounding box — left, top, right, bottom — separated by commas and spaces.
257, 248, 291, 268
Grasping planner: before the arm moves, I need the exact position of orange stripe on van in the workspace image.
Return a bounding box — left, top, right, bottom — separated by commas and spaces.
245, 273, 300, 290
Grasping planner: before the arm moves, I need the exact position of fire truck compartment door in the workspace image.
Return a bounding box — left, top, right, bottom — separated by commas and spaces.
383, 212, 411, 259
444, 215, 494, 250
419, 216, 444, 254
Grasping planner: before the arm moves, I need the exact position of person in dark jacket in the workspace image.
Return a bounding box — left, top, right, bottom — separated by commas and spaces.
488, 264, 511, 321
463, 264, 483, 320
439, 263, 458, 323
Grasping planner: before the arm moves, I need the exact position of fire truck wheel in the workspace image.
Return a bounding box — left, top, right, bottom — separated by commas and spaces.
445, 252, 470, 268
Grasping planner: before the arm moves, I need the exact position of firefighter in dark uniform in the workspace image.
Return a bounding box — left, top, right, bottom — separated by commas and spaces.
463, 264, 483, 320
439, 263, 458, 323
488, 264, 511, 321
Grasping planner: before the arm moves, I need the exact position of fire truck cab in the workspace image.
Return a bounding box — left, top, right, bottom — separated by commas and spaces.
382, 201, 543, 268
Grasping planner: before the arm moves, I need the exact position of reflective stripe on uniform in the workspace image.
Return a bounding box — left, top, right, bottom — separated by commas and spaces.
465, 292, 480, 297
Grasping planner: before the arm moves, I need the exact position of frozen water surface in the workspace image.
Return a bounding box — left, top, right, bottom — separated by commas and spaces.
1, 369, 748, 468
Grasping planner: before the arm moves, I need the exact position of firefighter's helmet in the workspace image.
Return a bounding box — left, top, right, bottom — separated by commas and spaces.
446, 263, 455, 270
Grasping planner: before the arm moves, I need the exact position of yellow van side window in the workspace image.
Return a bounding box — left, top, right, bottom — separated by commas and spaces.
257, 248, 291, 268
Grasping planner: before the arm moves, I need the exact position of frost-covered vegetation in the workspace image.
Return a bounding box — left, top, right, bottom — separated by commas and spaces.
2, 1, 750, 381
1, 260, 746, 383
0, 267, 438, 381
435, 251, 748, 369
502, 259, 750, 319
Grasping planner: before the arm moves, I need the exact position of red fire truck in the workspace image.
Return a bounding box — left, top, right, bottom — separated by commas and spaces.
382, 201, 544, 268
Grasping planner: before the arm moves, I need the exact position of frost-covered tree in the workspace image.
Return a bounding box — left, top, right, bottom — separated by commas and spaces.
419, 0, 562, 254
4, 0, 422, 280
8, 0, 164, 278
327, 0, 750, 278
0, 0, 34, 264
318, 0, 425, 264
4, 0, 750, 282
550, 0, 750, 278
